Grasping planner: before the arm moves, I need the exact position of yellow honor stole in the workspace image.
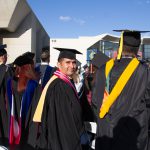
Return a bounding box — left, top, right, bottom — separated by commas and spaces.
99, 58, 139, 118
33, 75, 58, 122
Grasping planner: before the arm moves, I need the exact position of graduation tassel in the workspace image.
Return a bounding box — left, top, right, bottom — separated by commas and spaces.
117, 31, 124, 60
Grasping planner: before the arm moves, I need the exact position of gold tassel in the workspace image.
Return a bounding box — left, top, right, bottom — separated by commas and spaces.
117, 31, 124, 60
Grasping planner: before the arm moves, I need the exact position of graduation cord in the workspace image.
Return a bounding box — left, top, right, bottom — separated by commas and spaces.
54, 70, 79, 99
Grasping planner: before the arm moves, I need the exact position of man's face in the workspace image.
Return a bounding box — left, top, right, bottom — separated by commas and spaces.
57, 58, 77, 77
0, 54, 7, 64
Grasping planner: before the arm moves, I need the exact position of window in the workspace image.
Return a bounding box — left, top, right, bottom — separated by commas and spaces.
144, 45, 150, 59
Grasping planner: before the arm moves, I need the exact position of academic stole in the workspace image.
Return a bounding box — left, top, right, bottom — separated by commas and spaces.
33, 70, 79, 122
99, 58, 139, 118
7, 79, 38, 144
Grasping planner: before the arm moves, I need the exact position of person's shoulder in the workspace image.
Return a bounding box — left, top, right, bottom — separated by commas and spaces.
0, 63, 7, 68
35, 63, 41, 72
48, 78, 70, 91
51, 78, 66, 85
46, 78, 64, 94
0, 64, 10, 73
35, 63, 41, 68
46, 65, 53, 70
48, 65, 53, 68
138, 60, 150, 70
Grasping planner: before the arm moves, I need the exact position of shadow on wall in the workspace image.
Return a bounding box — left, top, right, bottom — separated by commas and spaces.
0, 12, 33, 38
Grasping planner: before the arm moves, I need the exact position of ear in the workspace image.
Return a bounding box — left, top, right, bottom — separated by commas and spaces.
57, 62, 61, 69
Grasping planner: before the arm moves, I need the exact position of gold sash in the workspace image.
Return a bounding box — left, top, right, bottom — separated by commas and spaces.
100, 58, 139, 118
33, 75, 58, 122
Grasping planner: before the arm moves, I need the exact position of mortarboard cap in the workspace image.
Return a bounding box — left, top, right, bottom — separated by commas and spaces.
91, 51, 110, 68
54, 47, 82, 60
83, 64, 88, 69
13, 52, 35, 67
113, 29, 150, 59
0, 44, 7, 56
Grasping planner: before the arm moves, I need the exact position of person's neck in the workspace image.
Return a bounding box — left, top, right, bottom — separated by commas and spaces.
122, 52, 136, 58
41, 62, 49, 65
0, 61, 4, 65
17, 77, 29, 92
57, 69, 72, 79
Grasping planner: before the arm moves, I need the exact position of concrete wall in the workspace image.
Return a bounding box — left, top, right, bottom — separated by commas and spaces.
0, 0, 30, 32
0, 0, 49, 64
3, 29, 32, 64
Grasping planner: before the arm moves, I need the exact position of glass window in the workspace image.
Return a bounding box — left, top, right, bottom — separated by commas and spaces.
144, 44, 150, 59
103, 41, 119, 58
87, 49, 98, 61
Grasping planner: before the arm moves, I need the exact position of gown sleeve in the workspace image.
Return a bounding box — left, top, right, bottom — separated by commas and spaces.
26, 85, 42, 148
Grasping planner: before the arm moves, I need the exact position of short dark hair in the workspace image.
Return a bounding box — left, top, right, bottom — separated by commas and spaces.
58, 57, 64, 62
123, 44, 139, 56
41, 51, 50, 62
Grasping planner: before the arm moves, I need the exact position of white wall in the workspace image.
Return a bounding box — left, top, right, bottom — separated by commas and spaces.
3, 29, 32, 63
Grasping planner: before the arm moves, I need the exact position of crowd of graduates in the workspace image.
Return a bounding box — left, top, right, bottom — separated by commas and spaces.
0, 29, 150, 150
0, 46, 95, 150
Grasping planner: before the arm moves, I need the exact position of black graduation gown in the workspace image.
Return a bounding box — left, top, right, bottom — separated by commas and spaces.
93, 58, 150, 150
36, 78, 84, 150
7, 78, 41, 150
0, 64, 13, 145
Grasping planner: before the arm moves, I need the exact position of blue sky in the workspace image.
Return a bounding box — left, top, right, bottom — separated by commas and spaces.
27, 0, 150, 38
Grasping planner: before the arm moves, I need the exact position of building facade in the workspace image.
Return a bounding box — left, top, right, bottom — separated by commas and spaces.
50, 35, 150, 67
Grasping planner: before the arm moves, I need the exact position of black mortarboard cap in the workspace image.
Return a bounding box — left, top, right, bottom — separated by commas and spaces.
14, 52, 35, 67
54, 47, 82, 60
0, 44, 7, 56
113, 29, 150, 59
83, 64, 88, 69
113, 30, 144, 47
91, 51, 110, 68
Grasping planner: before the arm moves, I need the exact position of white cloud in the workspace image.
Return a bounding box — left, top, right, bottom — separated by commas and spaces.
73, 18, 86, 25
59, 16, 71, 21
59, 16, 86, 25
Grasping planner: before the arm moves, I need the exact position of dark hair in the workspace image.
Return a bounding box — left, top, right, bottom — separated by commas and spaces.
58, 57, 64, 62
123, 45, 139, 56
40, 51, 50, 62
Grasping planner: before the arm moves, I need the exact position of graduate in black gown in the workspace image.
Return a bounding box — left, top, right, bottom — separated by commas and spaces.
0, 44, 14, 146
6, 52, 41, 149
33, 48, 89, 150
92, 30, 150, 150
